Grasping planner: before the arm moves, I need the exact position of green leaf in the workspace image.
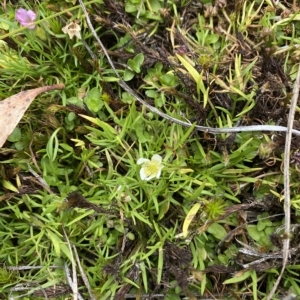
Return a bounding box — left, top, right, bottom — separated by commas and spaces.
135, 124, 151, 143
131, 210, 152, 226
207, 33, 219, 44
66, 210, 95, 226
179, 123, 196, 146
157, 247, 164, 283
140, 262, 148, 292
127, 53, 144, 73
149, 0, 161, 12
155, 93, 165, 107
7, 127, 21, 142
1, 180, 18, 192
66, 96, 83, 107
145, 90, 158, 98
223, 270, 252, 284
84, 87, 102, 113
188, 181, 206, 201
247, 225, 264, 242
67, 112, 76, 122
141, 242, 162, 260
46, 127, 63, 161
133, 53, 144, 66
128, 61, 139, 73
153, 62, 163, 73
46, 229, 62, 257
123, 276, 140, 289
207, 223, 227, 240
196, 71, 209, 107
79, 115, 117, 136
124, 69, 135, 81
257, 220, 266, 231
121, 91, 135, 104
102, 76, 120, 82
159, 73, 178, 86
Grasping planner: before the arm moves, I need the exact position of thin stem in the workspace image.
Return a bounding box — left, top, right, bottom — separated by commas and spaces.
266, 63, 300, 300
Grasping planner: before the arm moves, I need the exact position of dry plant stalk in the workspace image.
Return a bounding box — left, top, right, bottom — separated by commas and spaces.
266, 63, 300, 300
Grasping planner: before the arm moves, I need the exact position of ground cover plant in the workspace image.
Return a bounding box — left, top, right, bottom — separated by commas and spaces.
1, 0, 300, 299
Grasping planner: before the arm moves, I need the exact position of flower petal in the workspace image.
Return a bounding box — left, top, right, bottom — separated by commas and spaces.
15, 8, 36, 29
137, 158, 149, 165
145, 173, 156, 180
27, 10, 36, 21
140, 168, 147, 180
151, 154, 162, 163
74, 31, 82, 39
16, 8, 28, 22
155, 168, 163, 179
62, 25, 68, 34
68, 31, 75, 39
62, 22, 82, 39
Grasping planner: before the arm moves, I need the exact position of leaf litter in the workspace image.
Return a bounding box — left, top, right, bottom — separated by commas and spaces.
0, 84, 65, 148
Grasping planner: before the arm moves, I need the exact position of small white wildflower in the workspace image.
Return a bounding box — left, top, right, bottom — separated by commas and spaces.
116, 185, 131, 202
137, 154, 164, 181
62, 21, 81, 39
121, 192, 131, 203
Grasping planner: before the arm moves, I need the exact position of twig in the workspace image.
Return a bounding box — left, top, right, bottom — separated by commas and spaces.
77, 0, 300, 137
123, 294, 164, 299
27, 163, 53, 194
266, 63, 300, 300
9, 283, 48, 300
29, 139, 43, 174
6, 265, 62, 271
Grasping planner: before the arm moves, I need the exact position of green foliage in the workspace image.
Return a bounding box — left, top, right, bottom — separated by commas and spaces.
0, 0, 300, 299
247, 213, 280, 247
125, 0, 163, 22
84, 87, 103, 113
124, 53, 144, 81
0, 268, 17, 287
204, 198, 227, 220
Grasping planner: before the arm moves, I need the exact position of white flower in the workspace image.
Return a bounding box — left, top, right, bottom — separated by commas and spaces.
62, 21, 81, 39
137, 154, 164, 181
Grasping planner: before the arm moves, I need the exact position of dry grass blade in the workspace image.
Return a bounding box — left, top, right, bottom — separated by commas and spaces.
9, 283, 48, 300
62, 226, 82, 300
266, 63, 300, 300
64, 262, 84, 300
72, 244, 97, 300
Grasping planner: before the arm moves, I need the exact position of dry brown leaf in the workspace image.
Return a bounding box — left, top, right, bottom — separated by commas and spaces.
0, 84, 65, 148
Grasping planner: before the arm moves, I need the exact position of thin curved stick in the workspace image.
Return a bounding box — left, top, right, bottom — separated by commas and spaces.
266, 64, 300, 300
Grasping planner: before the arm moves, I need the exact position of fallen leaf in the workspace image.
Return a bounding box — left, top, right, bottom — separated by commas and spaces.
0, 84, 65, 148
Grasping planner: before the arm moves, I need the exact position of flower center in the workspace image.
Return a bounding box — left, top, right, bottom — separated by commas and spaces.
144, 161, 159, 176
